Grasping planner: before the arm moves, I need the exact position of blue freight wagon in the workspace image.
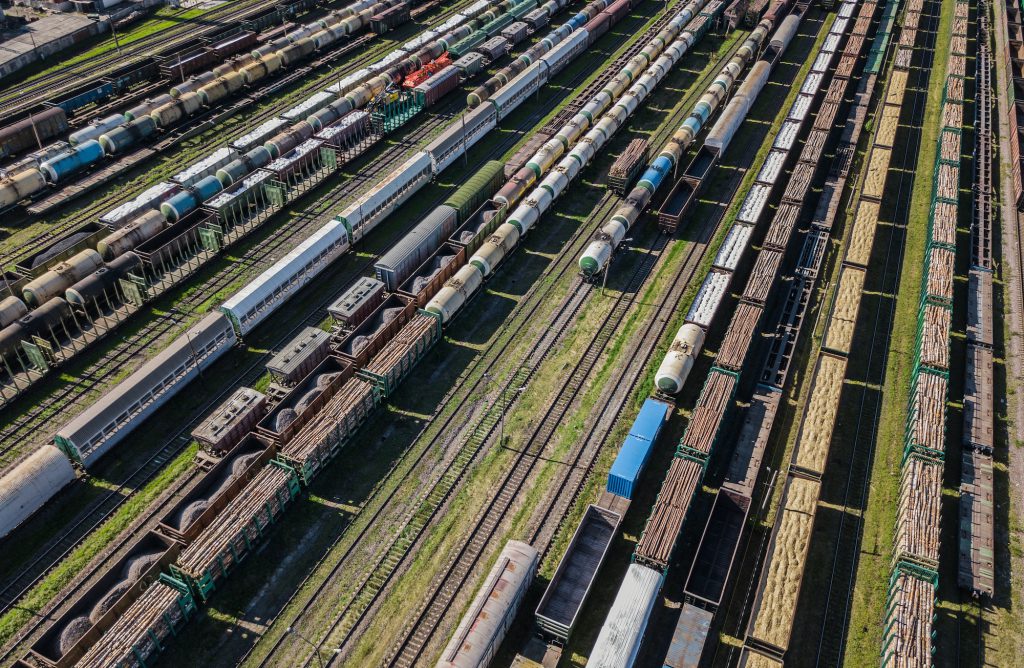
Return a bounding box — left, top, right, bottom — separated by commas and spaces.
607, 397, 671, 499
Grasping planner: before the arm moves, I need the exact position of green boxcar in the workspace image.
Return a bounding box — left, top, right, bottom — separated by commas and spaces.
444, 159, 505, 222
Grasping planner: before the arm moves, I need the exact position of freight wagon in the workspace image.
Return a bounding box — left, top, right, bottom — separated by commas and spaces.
328, 276, 386, 328
29, 531, 182, 667
375, 204, 459, 290
535, 505, 620, 642
0, 108, 69, 160
158, 436, 274, 542
589, 564, 664, 667
266, 326, 332, 385
257, 355, 352, 445
190, 387, 269, 453
607, 398, 671, 499
397, 242, 467, 307
53, 313, 237, 467
437, 541, 539, 668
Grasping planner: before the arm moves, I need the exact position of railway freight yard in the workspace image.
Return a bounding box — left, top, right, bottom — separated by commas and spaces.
0, 0, 1021, 663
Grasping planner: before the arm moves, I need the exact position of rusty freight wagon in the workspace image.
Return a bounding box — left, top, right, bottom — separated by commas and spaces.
158, 435, 274, 543
256, 355, 352, 446
171, 460, 300, 602
191, 386, 268, 453
333, 293, 415, 367
266, 326, 332, 386
535, 505, 620, 642
328, 276, 386, 329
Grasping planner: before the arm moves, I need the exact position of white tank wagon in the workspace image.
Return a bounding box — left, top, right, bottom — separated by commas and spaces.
333, 151, 433, 239
655, 323, 705, 395
436, 540, 539, 668
588, 563, 664, 668
53, 313, 237, 467
425, 263, 484, 323
579, 4, 769, 276
0, 445, 77, 539
218, 217, 351, 335
495, 0, 710, 211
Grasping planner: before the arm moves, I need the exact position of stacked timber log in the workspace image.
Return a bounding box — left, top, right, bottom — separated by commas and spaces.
177, 464, 295, 582
281, 377, 376, 468
678, 371, 736, 456
77, 581, 191, 667
363, 312, 439, 391
894, 456, 941, 567
919, 304, 951, 370
925, 248, 955, 302
932, 201, 957, 247
717, 303, 762, 370
742, 250, 783, 304
881, 568, 935, 668
634, 457, 703, 567
909, 372, 947, 456
609, 138, 648, 194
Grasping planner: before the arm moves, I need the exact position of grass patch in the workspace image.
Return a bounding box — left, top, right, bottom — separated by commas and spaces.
0, 442, 198, 649
841, 0, 953, 663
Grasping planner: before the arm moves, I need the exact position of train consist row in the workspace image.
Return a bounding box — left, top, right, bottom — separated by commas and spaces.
425, 0, 725, 321
879, 0, 975, 662
589, 0, 872, 663
957, 0, 1001, 601
717, 0, 937, 662
0, 0, 409, 207
0, 0, 650, 594
0, 0, 588, 407
6, 170, 540, 666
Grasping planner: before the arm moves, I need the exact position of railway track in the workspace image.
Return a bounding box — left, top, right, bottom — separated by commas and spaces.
0, 0, 459, 270
0, 109, 458, 643
810, 0, 943, 663
241, 12, 743, 666
0, 0, 501, 441
0, 0, 283, 119
0, 2, 683, 645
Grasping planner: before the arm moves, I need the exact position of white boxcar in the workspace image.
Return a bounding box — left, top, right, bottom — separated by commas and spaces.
588, 563, 663, 668
0, 445, 77, 539
219, 217, 351, 334
232, 117, 289, 152
538, 28, 588, 79
437, 540, 539, 668
282, 91, 337, 122
100, 181, 179, 229
53, 313, 237, 467
489, 61, 547, 120
335, 151, 432, 238
171, 147, 239, 189
425, 105, 498, 173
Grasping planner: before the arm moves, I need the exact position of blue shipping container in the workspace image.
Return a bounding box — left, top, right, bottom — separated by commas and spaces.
607, 398, 670, 499
631, 397, 670, 441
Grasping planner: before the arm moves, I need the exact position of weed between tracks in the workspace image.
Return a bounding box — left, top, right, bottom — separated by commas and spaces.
838, 0, 950, 663
0, 442, 198, 650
